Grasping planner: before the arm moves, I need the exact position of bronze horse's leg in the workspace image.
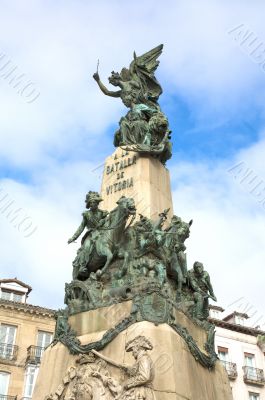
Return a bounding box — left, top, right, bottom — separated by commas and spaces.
170, 252, 183, 293
95, 241, 114, 277
114, 250, 130, 279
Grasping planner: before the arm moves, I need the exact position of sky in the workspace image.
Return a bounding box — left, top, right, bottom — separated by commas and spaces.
0, 0, 264, 328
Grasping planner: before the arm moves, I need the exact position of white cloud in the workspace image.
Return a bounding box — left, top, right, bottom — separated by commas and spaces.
171, 136, 265, 325
0, 160, 101, 308
1, 0, 265, 166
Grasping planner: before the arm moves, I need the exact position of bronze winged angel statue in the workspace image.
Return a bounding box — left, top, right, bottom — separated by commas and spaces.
93, 44, 172, 164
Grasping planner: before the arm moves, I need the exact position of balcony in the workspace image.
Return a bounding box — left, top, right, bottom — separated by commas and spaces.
0, 343, 18, 362
243, 366, 265, 386
26, 345, 45, 364
221, 361, 238, 379
0, 396, 17, 400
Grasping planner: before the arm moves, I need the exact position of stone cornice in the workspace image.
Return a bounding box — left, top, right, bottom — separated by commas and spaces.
0, 298, 56, 318
209, 317, 265, 337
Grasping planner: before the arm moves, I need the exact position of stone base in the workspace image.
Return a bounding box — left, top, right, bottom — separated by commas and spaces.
100, 147, 173, 220
33, 303, 232, 400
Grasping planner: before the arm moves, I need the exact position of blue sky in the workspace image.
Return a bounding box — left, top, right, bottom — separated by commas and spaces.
0, 0, 264, 326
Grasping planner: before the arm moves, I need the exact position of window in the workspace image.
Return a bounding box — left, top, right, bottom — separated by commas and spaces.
0, 324, 17, 360
249, 392, 260, 400
0, 371, 10, 396
211, 310, 221, 319
218, 347, 229, 362
0, 291, 11, 301
23, 365, 39, 398
37, 331, 52, 348
1, 290, 23, 302
244, 353, 259, 380
235, 315, 245, 325
244, 353, 255, 367
35, 331, 52, 360
13, 292, 23, 302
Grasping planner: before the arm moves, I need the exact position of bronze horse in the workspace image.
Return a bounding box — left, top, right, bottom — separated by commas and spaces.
73, 196, 136, 280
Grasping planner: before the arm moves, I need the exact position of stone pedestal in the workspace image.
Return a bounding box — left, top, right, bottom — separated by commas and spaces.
33, 303, 232, 400
100, 147, 173, 220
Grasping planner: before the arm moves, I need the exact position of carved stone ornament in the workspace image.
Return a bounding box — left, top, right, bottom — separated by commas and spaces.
139, 292, 170, 324
51, 290, 217, 370
46, 335, 155, 400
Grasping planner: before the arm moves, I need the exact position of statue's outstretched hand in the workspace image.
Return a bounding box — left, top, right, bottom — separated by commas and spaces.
93, 72, 100, 82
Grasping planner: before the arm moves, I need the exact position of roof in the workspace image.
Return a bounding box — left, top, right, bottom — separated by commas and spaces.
209, 304, 225, 312
223, 311, 249, 321
0, 278, 32, 293
0, 298, 56, 317
209, 317, 265, 337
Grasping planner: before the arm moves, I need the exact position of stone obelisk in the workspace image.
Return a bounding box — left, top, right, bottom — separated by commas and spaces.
100, 147, 173, 220
33, 44, 232, 400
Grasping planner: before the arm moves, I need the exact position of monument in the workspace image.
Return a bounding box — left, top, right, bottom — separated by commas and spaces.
32, 45, 233, 400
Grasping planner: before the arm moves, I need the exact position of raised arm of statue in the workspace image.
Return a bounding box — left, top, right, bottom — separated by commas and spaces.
93, 72, 121, 98
67, 217, 86, 244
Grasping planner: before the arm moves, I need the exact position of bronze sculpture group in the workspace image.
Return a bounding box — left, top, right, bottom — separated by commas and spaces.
68, 192, 136, 279
68, 191, 217, 322
93, 44, 172, 164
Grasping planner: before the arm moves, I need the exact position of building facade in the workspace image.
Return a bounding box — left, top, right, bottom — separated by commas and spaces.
0, 278, 263, 399
0, 279, 56, 399
210, 306, 265, 400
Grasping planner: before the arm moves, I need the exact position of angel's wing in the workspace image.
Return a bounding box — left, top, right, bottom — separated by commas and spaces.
132, 44, 163, 73
129, 44, 164, 101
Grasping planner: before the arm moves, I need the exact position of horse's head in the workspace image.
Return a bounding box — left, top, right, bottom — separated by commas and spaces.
116, 196, 136, 216
177, 219, 193, 242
